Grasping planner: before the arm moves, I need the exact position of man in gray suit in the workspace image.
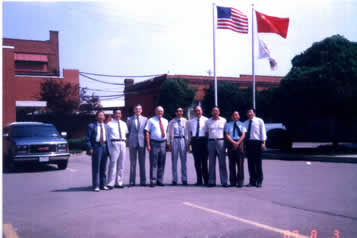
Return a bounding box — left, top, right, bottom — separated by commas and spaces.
127, 104, 148, 186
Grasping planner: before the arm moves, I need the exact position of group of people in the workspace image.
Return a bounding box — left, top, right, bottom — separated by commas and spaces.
85, 104, 266, 192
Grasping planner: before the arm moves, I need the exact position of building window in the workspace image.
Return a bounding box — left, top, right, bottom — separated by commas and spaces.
14, 53, 49, 74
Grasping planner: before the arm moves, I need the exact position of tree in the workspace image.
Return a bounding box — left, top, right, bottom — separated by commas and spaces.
202, 82, 251, 120
158, 79, 195, 119
40, 80, 79, 113
79, 87, 101, 114
269, 35, 357, 141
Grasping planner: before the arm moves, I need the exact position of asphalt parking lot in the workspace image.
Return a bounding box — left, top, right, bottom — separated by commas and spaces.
3, 150, 357, 238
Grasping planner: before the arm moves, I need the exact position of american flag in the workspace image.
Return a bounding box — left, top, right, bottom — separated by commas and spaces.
217, 6, 248, 34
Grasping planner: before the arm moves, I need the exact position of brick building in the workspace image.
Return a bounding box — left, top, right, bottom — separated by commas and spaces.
124, 74, 282, 117
2, 31, 79, 126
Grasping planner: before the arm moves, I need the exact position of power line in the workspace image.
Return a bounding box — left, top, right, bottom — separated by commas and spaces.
79, 73, 125, 85
80, 71, 165, 78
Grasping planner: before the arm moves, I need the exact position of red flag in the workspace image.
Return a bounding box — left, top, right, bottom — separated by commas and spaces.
255, 10, 289, 38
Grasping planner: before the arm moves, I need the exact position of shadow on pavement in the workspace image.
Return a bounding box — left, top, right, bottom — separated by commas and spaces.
3, 163, 59, 174
52, 186, 93, 192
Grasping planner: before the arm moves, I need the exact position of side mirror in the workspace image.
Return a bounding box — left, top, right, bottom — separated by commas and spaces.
61, 132, 68, 138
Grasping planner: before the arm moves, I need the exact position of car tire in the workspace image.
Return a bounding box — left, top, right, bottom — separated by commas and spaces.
57, 160, 68, 170
3, 153, 15, 172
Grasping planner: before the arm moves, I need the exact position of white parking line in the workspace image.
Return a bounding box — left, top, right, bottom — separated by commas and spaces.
67, 168, 77, 172
183, 202, 309, 238
3, 224, 19, 238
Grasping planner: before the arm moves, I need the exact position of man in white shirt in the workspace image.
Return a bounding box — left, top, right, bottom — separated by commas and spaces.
106, 109, 128, 189
204, 106, 228, 187
244, 108, 267, 188
167, 107, 188, 186
127, 104, 148, 186
145, 106, 169, 187
187, 105, 209, 186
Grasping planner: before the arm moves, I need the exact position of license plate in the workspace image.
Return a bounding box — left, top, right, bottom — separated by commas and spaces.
39, 156, 49, 162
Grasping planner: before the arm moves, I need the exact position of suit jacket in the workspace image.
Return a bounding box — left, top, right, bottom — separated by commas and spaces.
85, 122, 110, 152
127, 115, 148, 148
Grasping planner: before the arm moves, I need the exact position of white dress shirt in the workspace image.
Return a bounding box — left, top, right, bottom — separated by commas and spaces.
96, 122, 106, 142
145, 116, 168, 141
203, 116, 227, 139
187, 116, 208, 141
107, 119, 128, 140
244, 117, 267, 142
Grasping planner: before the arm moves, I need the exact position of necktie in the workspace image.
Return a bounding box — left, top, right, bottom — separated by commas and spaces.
195, 118, 200, 137
136, 116, 140, 129
99, 123, 104, 144
233, 122, 238, 138
159, 118, 165, 138
246, 120, 252, 140
118, 120, 122, 139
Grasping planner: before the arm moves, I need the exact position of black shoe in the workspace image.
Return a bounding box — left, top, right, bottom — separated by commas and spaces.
107, 186, 114, 190
140, 183, 147, 187
172, 181, 177, 186
207, 184, 216, 187
182, 181, 188, 186
246, 183, 256, 187
129, 183, 135, 187
256, 183, 262, 188
157, 182, 165, 186
195, 182, 203, 186
237, 184, 243, 188
150, 183, 155, 187
222, 184, 229, 188
115, 185, 124, 189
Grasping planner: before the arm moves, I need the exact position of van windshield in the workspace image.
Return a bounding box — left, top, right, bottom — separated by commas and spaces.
11, 125, 60, 138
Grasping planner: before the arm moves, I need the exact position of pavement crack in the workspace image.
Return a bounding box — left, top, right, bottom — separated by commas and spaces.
271, 201, 357, 221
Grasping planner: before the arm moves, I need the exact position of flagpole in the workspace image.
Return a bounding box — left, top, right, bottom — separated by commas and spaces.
251, 4, 256, 110
212, 2, 218, 107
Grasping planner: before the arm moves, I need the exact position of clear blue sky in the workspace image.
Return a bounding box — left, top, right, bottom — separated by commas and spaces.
3, 0, 357, 106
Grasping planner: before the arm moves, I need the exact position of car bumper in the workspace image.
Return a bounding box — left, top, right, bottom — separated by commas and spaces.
12, 153, 70, 162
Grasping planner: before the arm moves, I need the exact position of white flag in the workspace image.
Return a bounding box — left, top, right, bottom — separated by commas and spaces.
258, 36, 277, 70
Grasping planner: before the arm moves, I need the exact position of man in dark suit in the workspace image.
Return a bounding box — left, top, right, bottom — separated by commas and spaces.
85, 110, 110, 192
127, 104, 148, 186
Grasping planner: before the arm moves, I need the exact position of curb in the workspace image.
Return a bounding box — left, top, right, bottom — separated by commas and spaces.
263, 152, 357, 164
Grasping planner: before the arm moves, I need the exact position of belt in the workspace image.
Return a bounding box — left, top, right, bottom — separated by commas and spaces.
174, 136, 185, 139
208, 138, 224, 141
151, 139, 166, 143
94, 142, 106, 145
191, 136, 207, 139
111, 139, 126, 142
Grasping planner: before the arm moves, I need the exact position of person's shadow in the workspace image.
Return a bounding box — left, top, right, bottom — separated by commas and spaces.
52, 186, 93, 192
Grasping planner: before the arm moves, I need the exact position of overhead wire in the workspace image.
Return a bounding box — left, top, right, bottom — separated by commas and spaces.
80, 71, 165, 78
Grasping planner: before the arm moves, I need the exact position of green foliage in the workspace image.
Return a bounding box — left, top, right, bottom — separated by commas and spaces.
40, 80, 79, 113
68, 137, 86, 152
276, 35, 357, 125
79, 88, 101, 114
257, 34, 357, 141
202, 82, 251, 120
158, 79, 195, 119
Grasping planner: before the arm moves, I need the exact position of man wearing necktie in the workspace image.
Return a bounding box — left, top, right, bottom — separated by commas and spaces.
85, 110, 110, 192
145, 106, 169, 187
167, 107, 188, 186
187, 105, 209, 186
127, 104, 148, 186
244, 108, 267, 188
106, 109, 128, 189
224, 111, 246, 187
